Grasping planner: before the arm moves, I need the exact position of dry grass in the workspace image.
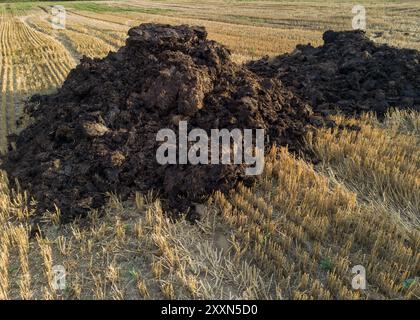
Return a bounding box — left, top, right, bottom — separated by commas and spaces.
213, 142, 419, 299
307, 110, 420, 229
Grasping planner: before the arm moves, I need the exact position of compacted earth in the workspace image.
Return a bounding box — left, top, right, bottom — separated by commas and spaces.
1, 24, 419, 221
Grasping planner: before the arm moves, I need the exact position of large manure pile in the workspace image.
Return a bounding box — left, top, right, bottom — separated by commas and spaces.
248, 30, 420, 116
2, 24, 311, 220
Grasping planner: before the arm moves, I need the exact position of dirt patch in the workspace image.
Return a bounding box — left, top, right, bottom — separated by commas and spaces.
1, 23, 311, 221
247, 30, 420, 116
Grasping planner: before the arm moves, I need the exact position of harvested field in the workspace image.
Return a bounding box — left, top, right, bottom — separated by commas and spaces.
0, 0, 419, 301
0, 5, 76, 152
